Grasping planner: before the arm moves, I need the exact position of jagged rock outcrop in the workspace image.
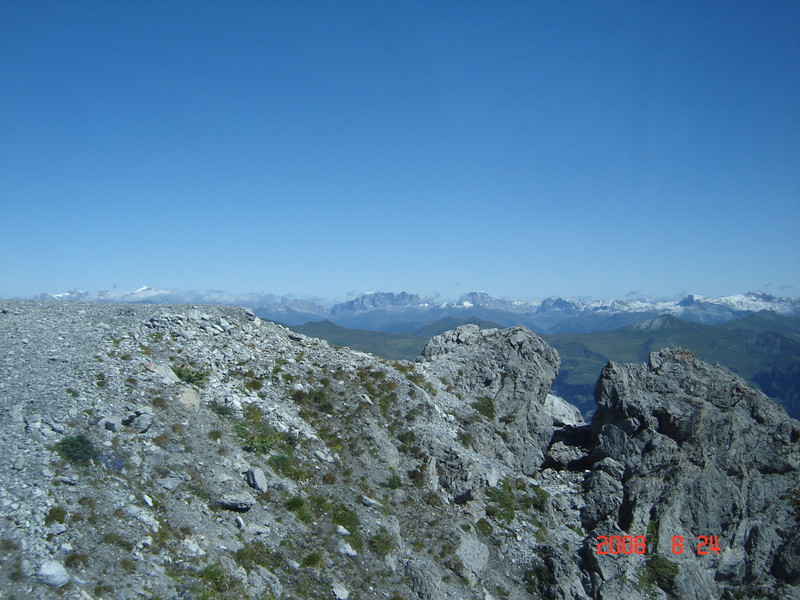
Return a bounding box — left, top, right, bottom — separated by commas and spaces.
0, 301, 796, 600
417, 324, 580, 475
583, 348, 800, 599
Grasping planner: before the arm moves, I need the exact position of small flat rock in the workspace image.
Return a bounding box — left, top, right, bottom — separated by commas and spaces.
37, 560, 69, 587
361, 494, 383, 508
104, 417, 122, 432
177, 386, 201, 410
336, 525, 350, 536
332, 582, 350, 599
314, 450, 335, 464
219, 493, 255, 512
146, 363, 181, 384
158, 477, 182, 491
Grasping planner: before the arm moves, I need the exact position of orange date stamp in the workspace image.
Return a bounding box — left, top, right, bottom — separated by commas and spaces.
595, 535, 721, 555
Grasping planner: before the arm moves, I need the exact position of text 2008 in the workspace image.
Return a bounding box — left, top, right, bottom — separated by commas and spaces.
595, 535, 721, 555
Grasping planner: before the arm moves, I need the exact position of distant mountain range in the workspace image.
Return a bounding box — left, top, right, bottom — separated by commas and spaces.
26, 286, 800, 418
32, 287, 800, 334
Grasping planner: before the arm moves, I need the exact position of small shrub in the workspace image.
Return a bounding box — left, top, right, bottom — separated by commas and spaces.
78, 496, 96, 509
520, 485, 549, 511
53, 434, 98, 465
152, 396, 167, 409
196, 562, 241, 593
284, 496, 312, 522
475, 518, 493, 536
236, 422, 278, 454
45, 506, 67, 525
388, 473, 402, 489
103, 532, 135, 551
243, 404, 263, 422
120, 556, 135, 572
370, 526, 396, 555
397, 430, 416, 445
486, 480, 515, 521
172, 364, 209, 386
268, 454, 305, 480
64, 552, 89, 568
208, 401, 234, 417
309, 494, 331, 515
0, 538, 21, 551
640, 555, 679, 593
153, 433, 171, 448
244, 378, 263, 391
208, 429, 223, 441
234, 541, 274, 569
472, 396, 495, 420
301, 551, 322, 568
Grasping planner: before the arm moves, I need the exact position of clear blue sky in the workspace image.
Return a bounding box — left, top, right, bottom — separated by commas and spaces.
2, 1, 799, 301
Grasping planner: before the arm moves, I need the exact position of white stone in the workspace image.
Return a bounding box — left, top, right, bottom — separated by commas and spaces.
332, 582, 350, 599
361, 495, 383, 508
37, 560, 69, 587
337, 540, 357, 556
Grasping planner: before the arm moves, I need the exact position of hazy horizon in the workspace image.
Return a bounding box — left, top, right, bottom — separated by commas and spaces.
11, 284, 800, 308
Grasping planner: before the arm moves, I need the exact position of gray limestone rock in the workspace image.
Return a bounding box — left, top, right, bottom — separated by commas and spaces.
218, 492, 256, 512
418, 324, 562, 475
455, 534, 489, 581
36, 560, 69, 587
245, 466, 268, 493
584, 348, 800, 599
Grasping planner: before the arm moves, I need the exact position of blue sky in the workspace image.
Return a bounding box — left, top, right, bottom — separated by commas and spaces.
2, 1, 799, 302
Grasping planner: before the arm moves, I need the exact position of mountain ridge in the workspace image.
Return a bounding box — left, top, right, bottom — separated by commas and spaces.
0, 300, 797, 599
30, 287, 800, 333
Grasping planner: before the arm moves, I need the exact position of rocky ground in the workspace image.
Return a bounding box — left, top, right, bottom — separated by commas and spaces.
0, 300, 797, 600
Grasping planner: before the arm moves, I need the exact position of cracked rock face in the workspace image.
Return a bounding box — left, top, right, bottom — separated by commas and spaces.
418, 324, 569, 474
584, 348, 800, 600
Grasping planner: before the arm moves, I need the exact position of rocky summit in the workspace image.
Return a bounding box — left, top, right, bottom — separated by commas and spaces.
0, 300, 797, 600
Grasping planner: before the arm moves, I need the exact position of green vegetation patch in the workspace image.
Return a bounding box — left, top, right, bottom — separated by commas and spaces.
234, 541, 276, 570
370, 526, 396, 555
519, 485, 549, 511
45, 506, 67, 525
332, 505, 363, 551
267, 454, 306, 480
172, 363, 210, 386
53, 434, 98, 465
639, 555, 680, 593
291, 388, 333, 414
285, 496, 312, 522
300, 551, 323, 568
475, 518, 493, 536
486, 480, 516, 522
208, 400, 234, 417
472, 396, 495, 420
195, 562, 242, 595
